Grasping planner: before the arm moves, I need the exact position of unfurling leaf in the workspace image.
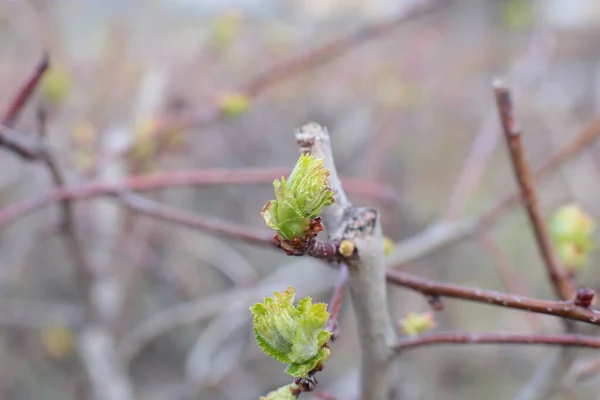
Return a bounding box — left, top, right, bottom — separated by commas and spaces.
250, 286, 332, 378
399, 312, 436, 336
260, 383, 299, 400
262, 154, 335, 240
549, 204, 596, 270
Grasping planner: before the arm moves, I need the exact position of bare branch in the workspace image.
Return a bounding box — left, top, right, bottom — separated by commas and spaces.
326, 263, 349, 338
394, 332, 600, 352
295, 123, 394, 400
0, 168, 397, 230
119, 193, 276, 247
386, 270, 600, 326
0, 103, 135, 398
2, 53, 49, 128
493, 80, 574, 301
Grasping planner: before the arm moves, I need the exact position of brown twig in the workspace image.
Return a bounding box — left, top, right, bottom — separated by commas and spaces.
493, 80, 573, 301
2, 53, 49, 128
385, 269, 600, 326
394, 332, 600, 352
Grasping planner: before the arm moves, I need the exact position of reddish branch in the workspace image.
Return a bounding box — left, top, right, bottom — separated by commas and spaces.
493, 81, 574, 301
0, 168, 396, 229
385, 270, 600, 326
326, 263, 349, 339
2, 53, 49, 128
394, 332, 600, 352
481, 116, 600, 229
119, 193, 277, 248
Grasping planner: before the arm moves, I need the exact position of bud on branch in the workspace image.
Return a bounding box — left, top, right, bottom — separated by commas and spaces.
262, 154, 335, 241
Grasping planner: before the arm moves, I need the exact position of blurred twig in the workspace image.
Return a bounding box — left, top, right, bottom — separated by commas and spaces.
0, 167, 398, 229
2, 53, 49, 128
0, 57, 135, 400
443, 29, 555, 220
84, 0, 441, 176
119, 261, 336, 363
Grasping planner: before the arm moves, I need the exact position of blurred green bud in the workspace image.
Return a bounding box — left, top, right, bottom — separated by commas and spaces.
217, 92, 250, 118
40, 67, 70, 105
250, 286, 332, 378
500, 0, 535, 31
260, 384, 299, 400
262, 154, 335, 240
399, 312, 436, 336
383, 236, 396, 256
209, 9, 243, 52
549, 204, 596, 270
556, 242, 589, 270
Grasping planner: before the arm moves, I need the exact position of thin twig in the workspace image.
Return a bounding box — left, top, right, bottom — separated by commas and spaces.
493, 80, 573, 301
394, 332, 600, 352
385, 269, 600, 326
2, 53, 49, 128
120, 193, 277, 247
0, 168, 397, 230
326, 263, 349, 338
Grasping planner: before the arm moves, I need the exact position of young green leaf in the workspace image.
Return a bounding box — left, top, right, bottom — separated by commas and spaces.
250, 286, 332, 378
260, 383, 299, 400
262, 154, 335, 240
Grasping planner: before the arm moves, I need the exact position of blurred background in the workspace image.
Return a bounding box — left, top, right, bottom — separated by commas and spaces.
2, 0, 600, 399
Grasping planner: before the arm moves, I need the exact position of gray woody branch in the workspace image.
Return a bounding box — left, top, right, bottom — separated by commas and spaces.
295, 123, 395, 400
